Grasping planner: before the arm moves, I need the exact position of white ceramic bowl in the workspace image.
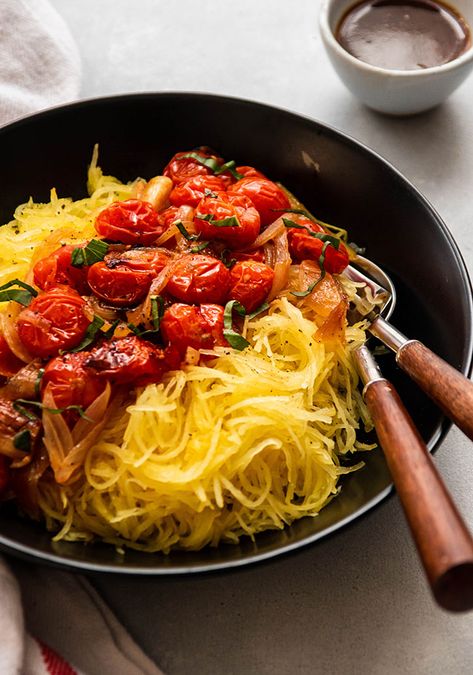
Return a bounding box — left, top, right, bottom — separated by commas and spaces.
320, 0, 473, 115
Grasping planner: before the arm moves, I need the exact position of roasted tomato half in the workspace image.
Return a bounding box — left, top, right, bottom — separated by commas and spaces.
163, 147, 222, 183
42, 351, 106, 411
235, 166, 266, 179
88, 249, 170, 307
229, 177, 290, 227
0, 334, 24, 377
169, 175, 228, 208
16, 287, 91, 358
228, 261, 274, 313
284, 214, 349, 275
161, 303, 227, 356
84, 336, 179, 386
33, 244, 89, 294
95, 200, 163, 245
166, 254, 231, 305
194, 193, 260, 249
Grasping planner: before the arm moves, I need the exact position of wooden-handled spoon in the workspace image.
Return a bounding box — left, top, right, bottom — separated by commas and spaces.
354, 344, 473, 612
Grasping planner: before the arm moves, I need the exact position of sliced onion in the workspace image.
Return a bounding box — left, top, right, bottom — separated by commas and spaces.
248, 217, 286, 250
155, 205, 195, 247
263, 241, 276, 268
1, 361, 42, 400
85, 296, 121, 322
268, 230, 291, 301
126, 255, 184, 327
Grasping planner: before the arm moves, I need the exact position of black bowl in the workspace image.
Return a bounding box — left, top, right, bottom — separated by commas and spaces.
0, 93, 471, 574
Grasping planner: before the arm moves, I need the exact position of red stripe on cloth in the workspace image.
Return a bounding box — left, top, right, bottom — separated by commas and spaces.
38, 640, 78, 675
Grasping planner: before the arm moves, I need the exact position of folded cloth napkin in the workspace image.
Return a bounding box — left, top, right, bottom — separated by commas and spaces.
0, 2, 164, 674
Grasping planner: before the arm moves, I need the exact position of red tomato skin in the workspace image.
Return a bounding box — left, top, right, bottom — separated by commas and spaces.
163, 148, 222, 183
33, 245, 89, 294
95, 200, 163, 245
169, 175, 228, 208
88, 262, 152, 307
229, 177, 290, 226
157, 206, 181, 229
228, 261, 274, 313
161, 303, 227, 356
0, 456, 9, 495
0, 334, 24, 377
104, 248, 171, 274
285, 214, 349, 274
166, 254, 231, 305
16, 287, 91, 358
235, 166, 266, 179
84, 336, 175, 386
194, 193, 260, 249
231, 248, 266, 264
42, 352, 106, 410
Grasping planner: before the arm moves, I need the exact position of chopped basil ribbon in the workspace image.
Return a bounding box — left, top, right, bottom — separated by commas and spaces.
220, 250, 237, 269
0, 279, 38, 306
291, 241, 331, 297
282, 218, 340, 249
71, 239, 109, 267
247, 302, 270, 319
13, 399, 92, 421
128, 295, 164, 338
34, 368, 45, 398
196, 214, 240, 228
13, 429, 31, 453
190, 241, 209, 253
180, 152, 244, 180
174, 220, 199, 241
69, 315, 106, 352
223, 300, 249, 351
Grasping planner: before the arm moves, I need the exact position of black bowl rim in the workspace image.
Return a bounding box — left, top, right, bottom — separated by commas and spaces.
0, 91, 472, 575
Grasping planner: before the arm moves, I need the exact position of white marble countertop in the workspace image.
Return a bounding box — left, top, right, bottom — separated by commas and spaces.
48, 1, 473, 673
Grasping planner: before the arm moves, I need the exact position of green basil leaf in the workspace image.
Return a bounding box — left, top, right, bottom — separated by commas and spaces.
13, 399, 92, 421
175, 220, 199, 241
214, 160, 244, 180
69, 315, 105, 353
190, 241, 209, 253
247, 302, 269, 319
180, 152, 221, 173
34, 368, 45, 398
13, 429, 31, 453
0, 279, 38, 307
195, 213, 239, 228
291, 280, 319, 298
195, 214, 213, 222
103, 319, 120, 339
223, 300, 249, 351
150, 295, 164, 331
282, 218, 340, 248
71, 239, 109, 267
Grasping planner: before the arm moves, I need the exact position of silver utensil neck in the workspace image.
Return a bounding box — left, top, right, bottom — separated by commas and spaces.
353, 344, 387, 395
369, 316, 418, 356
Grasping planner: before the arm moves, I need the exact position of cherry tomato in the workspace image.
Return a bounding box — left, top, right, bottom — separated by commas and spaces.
169, 175, 228, 208
33, 244, 89, 294
229, 177, 290, 226
161, 303, 228, 356
0, 455, 9, 495
42, 352, 106, 411
0, 334, 24, 377
235, 166, 266, 179
194, 193, 260, 249
228, 261, 274, 313
163, 147, 223, 183
16, 287, 90, 358
231, 248, 266, 264
285, 214, 349, 274
157, 206, 181, 229
166, 254, 231, 305
95, 200, 163, 245
88, 250, 170, 307
84, 336, 178, 386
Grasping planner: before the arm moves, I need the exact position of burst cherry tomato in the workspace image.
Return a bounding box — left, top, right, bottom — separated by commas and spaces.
95, 200, 163, 245
163, 147, 223, 183
194, 193, 260, 249
16, 287, 90, 358
228, 261, 274, 313
229, 177, 290, 226
235, 166, 266, 179
42, 352, 106, 411
84, 336, 178, 386
88, 249, 170, 307
157, 206, 181, 229
231, 248, 265, 264
285, 214, 349, 274
0, 334, 24, 377
166, 254, 231, 305
169, 175, 228, 208
33, 244, 89, 294
161, 303, 228, 356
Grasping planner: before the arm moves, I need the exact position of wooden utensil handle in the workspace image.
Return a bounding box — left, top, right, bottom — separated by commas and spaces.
365, 379, 473, 612
397, 341, 473, 442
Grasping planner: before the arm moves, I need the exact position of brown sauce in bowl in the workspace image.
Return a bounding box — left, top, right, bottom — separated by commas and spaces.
336, 0, 471, 70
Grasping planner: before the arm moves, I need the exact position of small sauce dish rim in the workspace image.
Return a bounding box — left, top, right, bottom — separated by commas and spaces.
320, 0, 473, 77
